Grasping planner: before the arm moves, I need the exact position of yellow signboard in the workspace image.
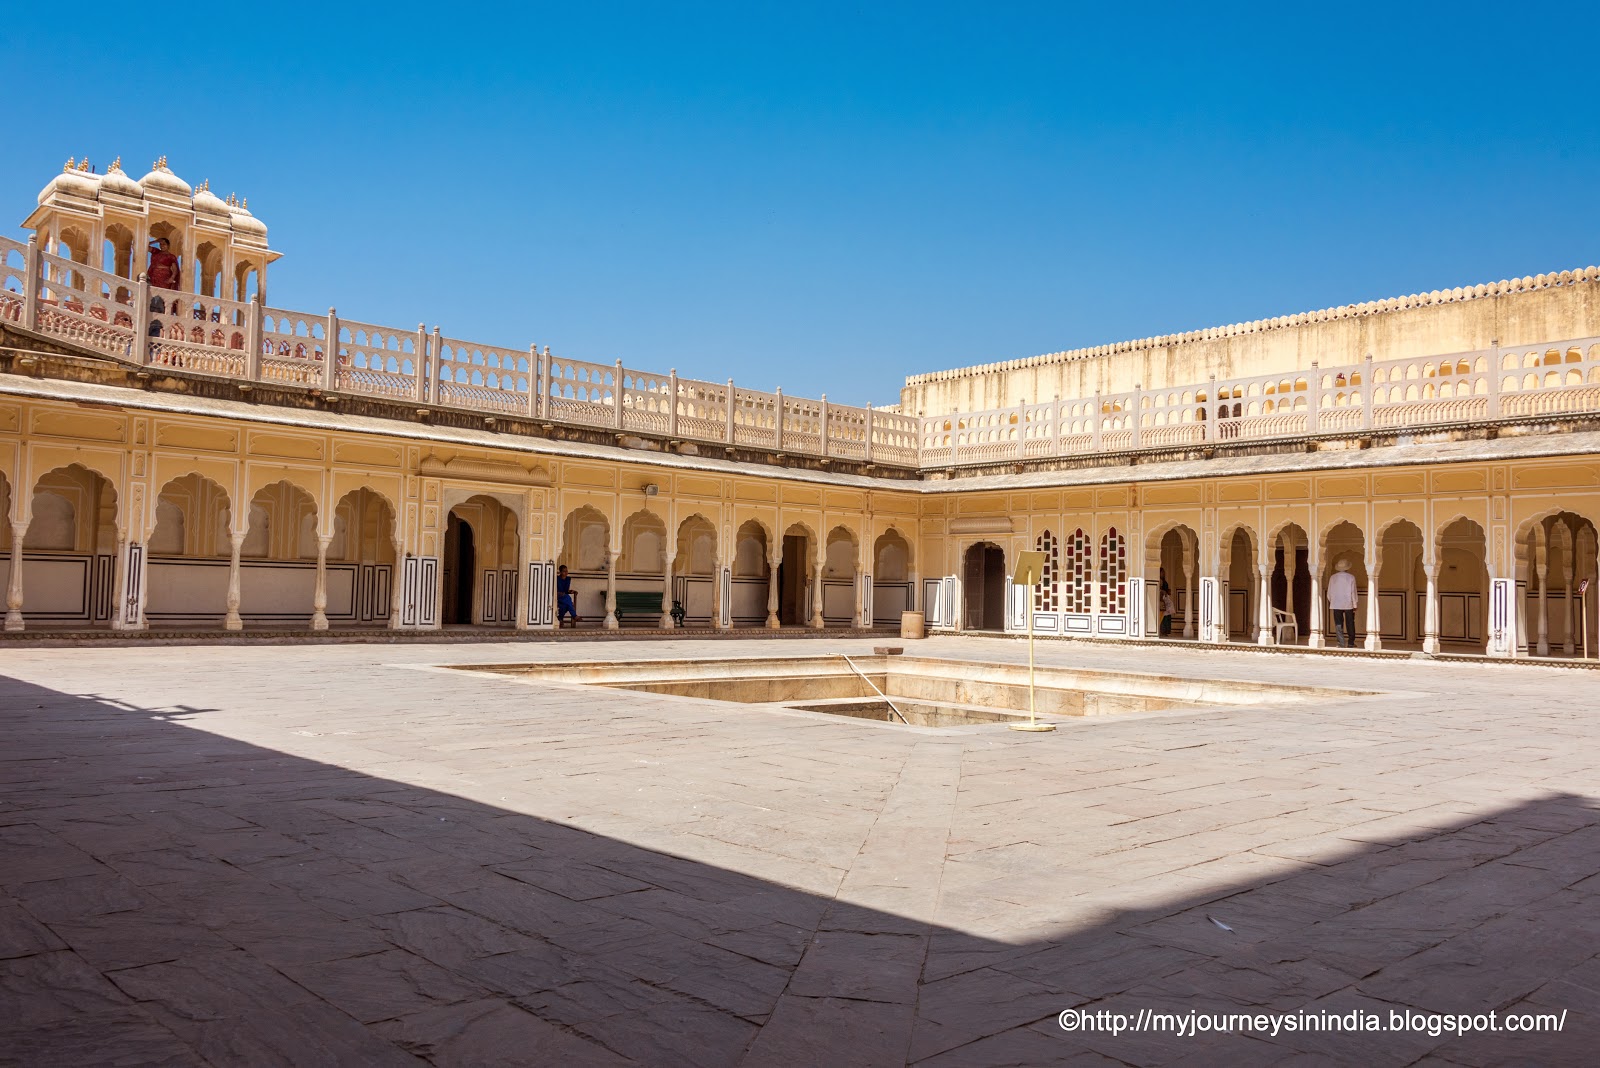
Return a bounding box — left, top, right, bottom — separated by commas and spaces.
1013, 550, 1047, 588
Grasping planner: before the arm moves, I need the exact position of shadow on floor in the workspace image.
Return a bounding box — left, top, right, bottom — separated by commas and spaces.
0, 674, 1595, 1066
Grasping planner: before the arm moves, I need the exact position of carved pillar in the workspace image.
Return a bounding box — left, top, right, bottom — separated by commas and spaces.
853, 554, 865, 628
1307, 553, 1325, 648
389, 540, 405, 630
604, 551, 619, 630
311, 534, 331, 631
1144, 566, 1161, 639
713, 557, 729, 631
1183, 545, 1197, 639
1562, 553, 1575, 656
1283, 547, 1298, 643
765, 555, 781, 629
224, 530, 245, 631
810, 549, 826, 630
5, 522, 24, 632
1535, 558, 1549, 657
1256, 564, 1272, 645
1364, 553, 1381, 651
660, 554, 676, 629
1423, 560, 1441, 654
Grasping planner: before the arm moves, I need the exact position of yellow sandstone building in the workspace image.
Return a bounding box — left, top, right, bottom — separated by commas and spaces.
3, 158, 1598, 658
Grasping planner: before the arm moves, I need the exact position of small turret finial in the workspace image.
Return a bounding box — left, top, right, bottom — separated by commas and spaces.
109, 156, 122, 173
78, 158, 90, 172
65, 158, 75, 172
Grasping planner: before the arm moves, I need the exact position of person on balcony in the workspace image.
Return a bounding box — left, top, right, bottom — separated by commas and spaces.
146, 238, 181, 290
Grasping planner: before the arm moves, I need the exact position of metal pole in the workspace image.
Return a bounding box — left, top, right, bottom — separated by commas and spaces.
1010, 574, 1054, 732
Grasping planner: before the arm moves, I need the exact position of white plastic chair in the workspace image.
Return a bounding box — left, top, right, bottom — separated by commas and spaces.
1271, 608, 1299, 645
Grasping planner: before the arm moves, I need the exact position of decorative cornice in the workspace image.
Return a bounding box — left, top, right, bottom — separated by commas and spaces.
906, 266, 1600, 385
417, 454, 551, 485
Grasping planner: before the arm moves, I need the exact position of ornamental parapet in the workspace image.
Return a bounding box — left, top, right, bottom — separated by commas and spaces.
4, 230, 1599, 474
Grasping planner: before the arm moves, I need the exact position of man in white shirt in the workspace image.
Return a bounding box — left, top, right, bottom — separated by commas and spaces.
1327, 558, 1359, 648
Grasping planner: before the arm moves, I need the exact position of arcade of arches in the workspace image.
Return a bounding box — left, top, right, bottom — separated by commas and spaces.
3, 377, 1600, 659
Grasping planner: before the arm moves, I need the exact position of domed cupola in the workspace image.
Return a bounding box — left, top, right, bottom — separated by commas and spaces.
192, 179, 229, 217
96, 157, 143, 200
37, 158, 100, 205
138, 156, 192, 199
227, 194, 268, 238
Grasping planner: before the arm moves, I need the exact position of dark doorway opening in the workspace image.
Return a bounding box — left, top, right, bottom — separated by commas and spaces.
779, 534, 808, 625
1270, 546, 1312, 637
444, 513, 477, 625
963, 542, 1006, 631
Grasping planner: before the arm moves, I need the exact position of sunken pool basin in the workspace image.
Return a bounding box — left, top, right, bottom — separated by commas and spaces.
460, 655, 1370, 727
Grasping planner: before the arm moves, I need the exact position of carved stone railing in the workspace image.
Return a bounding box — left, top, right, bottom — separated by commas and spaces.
918, 337, 1600, 466
7, 230, 1600, 472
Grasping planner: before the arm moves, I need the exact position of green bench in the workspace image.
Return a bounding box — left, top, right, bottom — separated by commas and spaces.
612, 590, 665, 624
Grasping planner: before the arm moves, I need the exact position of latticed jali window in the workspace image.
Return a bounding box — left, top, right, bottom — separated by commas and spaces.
1034, 530, 1059, 611
1063, 528, 1092, 613
1100, 527, 1128, 615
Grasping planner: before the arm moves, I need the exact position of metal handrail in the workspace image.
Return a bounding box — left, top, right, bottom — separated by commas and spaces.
839, 654, 909, 724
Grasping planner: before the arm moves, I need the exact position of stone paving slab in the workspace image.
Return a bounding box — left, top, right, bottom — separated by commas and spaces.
0, 636, 1597, 1064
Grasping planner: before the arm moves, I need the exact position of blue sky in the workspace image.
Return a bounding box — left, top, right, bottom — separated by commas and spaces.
4, 4, 1596, 406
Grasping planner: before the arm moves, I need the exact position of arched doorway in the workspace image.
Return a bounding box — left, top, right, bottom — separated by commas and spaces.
331, 488, 398, 626
1520, 510, 1599, 657
778, 523, 815, 627
1436, 518, 1489, 654
731, 520, 772, 627
1151, 524, 1199, 639
1322, 520, 1369, 650
675, 514, 719, 627
1221, 526, 1256, 641
7, 464, 120, 630
872, 528, 912, 624
446, 495, 519, 626
443, 513, 475, 624
821, 526, 859, 627
1269, 523, 1311, 645
144, 473, 232, 627
559, 505, 611, 627
963, 541, 1005, 632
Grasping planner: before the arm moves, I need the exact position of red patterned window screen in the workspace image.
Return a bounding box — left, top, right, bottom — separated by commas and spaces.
1100, 527, 1127, 615
1063, 527, 1091, 613
1034, 530, 1059, 612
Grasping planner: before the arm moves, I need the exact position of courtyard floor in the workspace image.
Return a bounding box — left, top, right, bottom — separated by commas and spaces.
1, 636, 1597, 1066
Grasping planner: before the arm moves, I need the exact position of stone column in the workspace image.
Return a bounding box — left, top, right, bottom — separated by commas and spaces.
604, 551, 619, 630
388, 540, 404, 630
713, 558, 730, 631
1535, 558, 1549, 656
1283, 548, 1298, 643
853, 555, 865, 629
765, 555, 781, 629
1256, 564, 1272, 645
1307, 554, 1325, 648
660, 554, 676, 629
5, 522, 25, 632
1423, 560, 1441, 654
1562, 562, 1575, 656
1144, 571, 1161, 639
311, 534, 331, 631
1364, 554, 1382, 651
1183, 547, 1197, 639
810, 550, 826, 630
224, 531, 245, 630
